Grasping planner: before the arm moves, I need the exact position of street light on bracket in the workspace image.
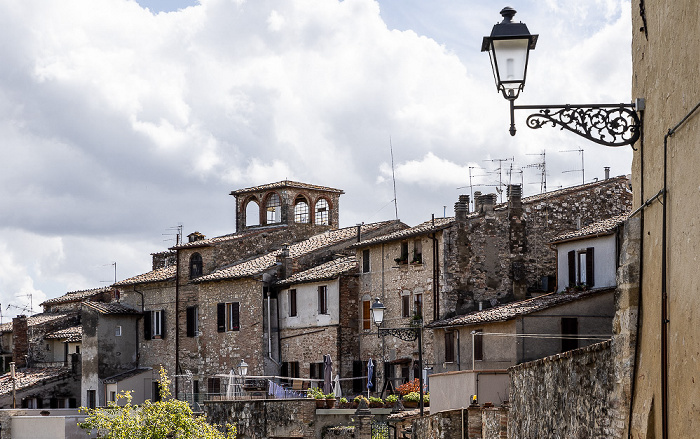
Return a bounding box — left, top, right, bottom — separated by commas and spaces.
482, 6, 644, 147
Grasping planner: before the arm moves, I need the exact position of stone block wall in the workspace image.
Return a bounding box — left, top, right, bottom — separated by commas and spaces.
205, 399, 317, 439
412, 405, 507, 439
508, 340, 614, 439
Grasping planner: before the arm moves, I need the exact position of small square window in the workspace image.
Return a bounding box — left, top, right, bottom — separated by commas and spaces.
115, 326, 122, 337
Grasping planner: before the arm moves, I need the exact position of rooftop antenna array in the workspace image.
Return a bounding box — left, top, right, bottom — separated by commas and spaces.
560, 147, 585, 185
525, 151, 547, 193
163, 224, 183, 246
100, 262, 117, 284
484, 157, 514, 202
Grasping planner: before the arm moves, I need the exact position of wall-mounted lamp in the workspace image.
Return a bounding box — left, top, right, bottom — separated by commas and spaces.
482, 7, 643, 147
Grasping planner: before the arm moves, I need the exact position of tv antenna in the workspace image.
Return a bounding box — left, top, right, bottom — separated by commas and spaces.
389, 137, 398, 220
7, 303, 33, 315
525, 151, 547, 193
507, 163, 524, 188
484, 157, 514, 202
100, 262, 117, 284
560, 147, 585, 185
163, 224, 183, 246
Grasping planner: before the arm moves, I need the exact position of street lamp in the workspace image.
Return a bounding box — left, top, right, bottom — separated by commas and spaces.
482, 7, 643, 147
370, 298, 425, 417
237, 359, 249, 377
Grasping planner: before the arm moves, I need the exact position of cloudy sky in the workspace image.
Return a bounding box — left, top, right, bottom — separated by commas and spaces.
0, 0, 634, 317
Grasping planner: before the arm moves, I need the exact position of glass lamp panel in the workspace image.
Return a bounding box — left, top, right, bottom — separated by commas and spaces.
493, 38, 529, 92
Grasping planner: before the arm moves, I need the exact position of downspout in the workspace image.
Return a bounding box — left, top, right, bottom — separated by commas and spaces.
267, 290, 273, 361
431, 215, 440, 320
660, 100, 700, 439
133, 289, 146, 365
175, 248, 181, 397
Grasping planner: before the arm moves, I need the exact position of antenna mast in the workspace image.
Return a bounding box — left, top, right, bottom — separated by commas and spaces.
560, 147, 585, 185
484, 157, 514, 202
525, 150, 547, 193
390, 137, 398, 220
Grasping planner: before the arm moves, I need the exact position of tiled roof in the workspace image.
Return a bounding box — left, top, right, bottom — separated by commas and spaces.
275, 256, 357, 287
103, 368, 152, 384
195, 221, 397, 283
113, 266, 176, 286
428, 288, 614, 328
230, 180, 344, 195
82, 302, 141, 315
353, 217, 453, 247
550, 211, 631, 244
0, 313, 76, 333
40, 286, 112, 307
172, 226, 288, 250
44, 326, 83, 343
0, 368, 72, 396
521, 175, 629, 204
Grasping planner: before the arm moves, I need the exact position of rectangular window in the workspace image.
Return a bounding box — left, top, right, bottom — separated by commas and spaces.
402, 295, 410, 318
362, 249, 370, 273
413, 239, 423, 264
109, 391, 116, 402
318, 286, 328, 314
207, 377, 221, 396
561, 318, 579, 352
186, 306, 199, 337
414, 293, 423, 319
115, 326, 122, 337
310, 362, 324, 380
400, 242, 409, 263
362, 300, 371, 330
227, 302, 240, 331
289, 289, 297, 317
144, 310, 165, 340
445, 331, 456, 363
87, 390, 96, 409
474, 329, 484, 361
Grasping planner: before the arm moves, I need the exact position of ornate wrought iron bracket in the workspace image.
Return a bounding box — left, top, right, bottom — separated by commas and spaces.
378, 327, 420, 342
509, 101, 642, 147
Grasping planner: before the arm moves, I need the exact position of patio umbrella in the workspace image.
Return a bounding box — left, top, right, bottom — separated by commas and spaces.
334, 374, 342, 398
367, 358, 374, 397
226, 369, 236, 398
323, 354, 333, 394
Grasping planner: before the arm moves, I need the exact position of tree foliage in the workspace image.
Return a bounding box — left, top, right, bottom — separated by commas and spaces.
79, 368, 236, 439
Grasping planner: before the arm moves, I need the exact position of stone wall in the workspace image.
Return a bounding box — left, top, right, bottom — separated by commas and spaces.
412, 405, 507, 439
205, 399, 317, 439
508, 340, 614, 438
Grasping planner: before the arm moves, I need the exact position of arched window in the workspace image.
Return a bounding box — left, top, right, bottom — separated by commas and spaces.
245, 199, 260, 227
189, 253, 203, 279
266, 193, 282, 224
315, 199, 329, 225
294, 196, 309, 223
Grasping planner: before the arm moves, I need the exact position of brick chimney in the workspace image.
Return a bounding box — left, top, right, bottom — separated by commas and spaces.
507, 184, 522, 208
604, 166, 610, 180
481, 193, 497, 214
473, 191, 482, 213
12, 315, 29, 368
276, 244, 292, 279
188, 231, 206, 243
454, 195, 470, 223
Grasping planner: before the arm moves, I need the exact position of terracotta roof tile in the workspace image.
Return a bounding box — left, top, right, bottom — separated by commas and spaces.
40, 286, 112, 306
103, 368, 152, 384
230, 180, 344, 195
0, 313, 76, 333
275, 256, 357, 287
113, 266, 176, 287
82, 302, 140, 315
428, 288, 614, 328
44, 326, 83, 343
0, 368, 72, 396
550, 211, 631, 244
195, 221, 396, 283
353, 217, 453, 247
172, 226, 289, 249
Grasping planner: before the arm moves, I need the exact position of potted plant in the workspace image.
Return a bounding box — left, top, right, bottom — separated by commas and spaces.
338, 397, 351, 409
402, 392, 420, 408
368, 396, 384, 408
325, 392, 336, 408
309, 387, 326, 408
353, 395, 368, 409
385, 394, 399, 408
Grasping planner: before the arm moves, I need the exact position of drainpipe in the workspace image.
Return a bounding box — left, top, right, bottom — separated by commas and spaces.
659, 99, 700, 439
175, 248, 180, 397
267, 290, 273, 361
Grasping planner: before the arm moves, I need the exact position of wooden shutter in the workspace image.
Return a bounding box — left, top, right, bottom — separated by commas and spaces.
186, 306, 196, 337
363, 300, 371, 330
474, 330, 483, 361
289, 290, 297, 317
160, 310, 166, 339
144, 311, 152, 340
231, 302, 240, 331
568, 250, 576, 286
586, 247, 595, 286
217, 303, 226, 332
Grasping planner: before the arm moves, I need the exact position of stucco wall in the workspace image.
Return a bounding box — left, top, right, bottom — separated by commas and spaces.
630, 1, 700, 437
555, 234, 618, 292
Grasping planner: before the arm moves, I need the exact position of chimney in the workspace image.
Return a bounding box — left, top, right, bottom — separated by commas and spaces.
604, 167, 610, 180
12, 315, 29, 368
356, 224, 362, 243
454, 195, 469, 223
473, 191, 483, 213
188, 231, 206, 243
507, 184, 522, 208
481, 193, 497, 214
276, 244, 291, 279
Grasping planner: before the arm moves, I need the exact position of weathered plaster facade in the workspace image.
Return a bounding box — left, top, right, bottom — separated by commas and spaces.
628, 1, 700, 437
